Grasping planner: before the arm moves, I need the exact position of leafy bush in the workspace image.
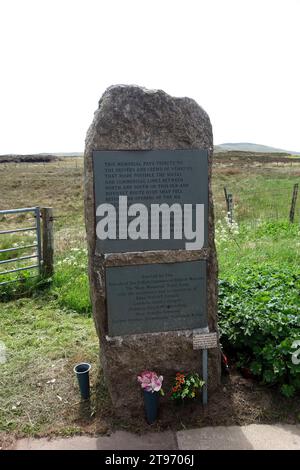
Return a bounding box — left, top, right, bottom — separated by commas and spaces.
253, 221, 299, 239
218, 265, 300, 396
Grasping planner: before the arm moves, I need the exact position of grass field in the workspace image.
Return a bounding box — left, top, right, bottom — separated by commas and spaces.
1, 155, 300, 445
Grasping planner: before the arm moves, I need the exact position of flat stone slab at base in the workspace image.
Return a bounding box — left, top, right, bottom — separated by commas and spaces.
15, 430, 177, 450
177, 424, 300, 450
13, 424, 300, 450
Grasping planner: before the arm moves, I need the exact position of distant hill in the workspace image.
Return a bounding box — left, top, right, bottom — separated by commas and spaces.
214, 143, 300, 155
0, 154, 60, 164
0, 152, 83, 163
2, 146, 300, 163
52, 152, 83, 157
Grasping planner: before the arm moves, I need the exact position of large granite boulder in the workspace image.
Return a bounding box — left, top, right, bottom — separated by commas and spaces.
84, 85, 220, 415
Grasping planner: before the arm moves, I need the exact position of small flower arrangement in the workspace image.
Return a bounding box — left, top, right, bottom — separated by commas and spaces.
171, 372, 205, 400
137, 370, 164, 395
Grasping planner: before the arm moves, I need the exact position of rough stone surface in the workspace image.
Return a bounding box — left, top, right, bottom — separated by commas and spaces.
84, 85, 220, 415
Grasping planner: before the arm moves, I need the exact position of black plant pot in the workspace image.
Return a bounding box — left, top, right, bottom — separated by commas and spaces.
74, 363, 91, 399
143, 390, 159, 424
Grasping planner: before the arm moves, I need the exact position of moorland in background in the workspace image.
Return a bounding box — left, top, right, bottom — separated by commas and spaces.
1, 151, 300, 446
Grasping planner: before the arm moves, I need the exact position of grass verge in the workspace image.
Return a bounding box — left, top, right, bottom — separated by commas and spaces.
0, 295, 104, 445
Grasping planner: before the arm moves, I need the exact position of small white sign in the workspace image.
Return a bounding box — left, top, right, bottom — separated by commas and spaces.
193, 332, 218, 350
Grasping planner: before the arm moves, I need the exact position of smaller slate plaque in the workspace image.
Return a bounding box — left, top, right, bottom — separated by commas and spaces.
193, 332, 218, 350
106, 260, 207, 336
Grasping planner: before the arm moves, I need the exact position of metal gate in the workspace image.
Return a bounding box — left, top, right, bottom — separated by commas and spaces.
0, 207, 42, 286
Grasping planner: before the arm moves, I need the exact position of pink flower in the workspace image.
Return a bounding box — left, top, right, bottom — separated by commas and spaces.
137, 370, 163, 393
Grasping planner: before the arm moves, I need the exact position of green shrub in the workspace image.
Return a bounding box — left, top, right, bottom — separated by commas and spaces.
218, 265, 300, 396
253, 221, 299, 239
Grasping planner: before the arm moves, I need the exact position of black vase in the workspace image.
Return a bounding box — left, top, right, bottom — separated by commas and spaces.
143, 390, 159, 424
74, 363, 91, 399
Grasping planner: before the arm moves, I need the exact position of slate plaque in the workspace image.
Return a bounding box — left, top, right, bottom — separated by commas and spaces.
93, 149, 208, 253
106, 260, 207, 336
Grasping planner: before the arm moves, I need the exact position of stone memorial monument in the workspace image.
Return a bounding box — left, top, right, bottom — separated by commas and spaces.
84, 85, 220, 415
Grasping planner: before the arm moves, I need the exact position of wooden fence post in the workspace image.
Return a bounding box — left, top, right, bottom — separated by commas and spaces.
40, 207, 54, 277
289, 183, 298, 223
227, 193, 233, 224
224, 187, 233, 224
224, 186, 232, 224
224, 186, 228, 206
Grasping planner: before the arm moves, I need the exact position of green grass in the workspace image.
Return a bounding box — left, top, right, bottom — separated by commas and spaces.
216, 220, 300, 278
212, 167, 300, 223
1, 157, 300, 441
52, 248, 91, 314
0, 295, 99, 438
0, 233, 36, 262
3, 219, 297, 439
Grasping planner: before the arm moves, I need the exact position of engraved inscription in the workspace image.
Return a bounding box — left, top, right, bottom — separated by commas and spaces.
103, 158, 194, 204
106, 261, 207, 336
93, 150, 208, 252
193, 332, 218, 350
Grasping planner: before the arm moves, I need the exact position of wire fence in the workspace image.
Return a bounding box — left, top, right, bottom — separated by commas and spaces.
53, 184, 300, 261
1, 157, 300, 271
213, 184, 300, 228
0, 157, 84, 170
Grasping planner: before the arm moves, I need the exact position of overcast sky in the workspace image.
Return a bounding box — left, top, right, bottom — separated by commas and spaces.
0, 0, 299, 154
